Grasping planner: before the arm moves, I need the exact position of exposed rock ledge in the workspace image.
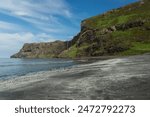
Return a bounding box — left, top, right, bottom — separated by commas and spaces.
11, 41, 67, 58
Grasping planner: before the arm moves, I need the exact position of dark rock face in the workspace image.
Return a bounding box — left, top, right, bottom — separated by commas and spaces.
77, 30, 96, 47
11, 41, 67, 58
116, 20, 145, 31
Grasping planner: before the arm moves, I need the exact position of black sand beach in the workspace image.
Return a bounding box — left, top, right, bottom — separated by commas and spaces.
0, 54, 150, 100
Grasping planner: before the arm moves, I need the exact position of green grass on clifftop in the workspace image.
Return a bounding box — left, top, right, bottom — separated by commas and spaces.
84, 0, 150, 29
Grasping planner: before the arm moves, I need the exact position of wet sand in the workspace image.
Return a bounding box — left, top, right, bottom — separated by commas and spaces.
0, 54, 150, 100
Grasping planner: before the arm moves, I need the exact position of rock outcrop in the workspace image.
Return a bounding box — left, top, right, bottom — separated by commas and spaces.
11, 41, 67, 58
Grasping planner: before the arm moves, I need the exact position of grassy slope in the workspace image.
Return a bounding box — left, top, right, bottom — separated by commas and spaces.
86, 0, 150, 56
85, 0, 150, 29
59, 44, 89, 58
62, 0, 150, 58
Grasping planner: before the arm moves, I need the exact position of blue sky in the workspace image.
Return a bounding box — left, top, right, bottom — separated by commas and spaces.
0, 0, 138, 58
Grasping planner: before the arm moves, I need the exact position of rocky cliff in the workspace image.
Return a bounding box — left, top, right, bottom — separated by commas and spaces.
11, 0, 150, 58
11, 41, 67, 58
59, 0, 150, 58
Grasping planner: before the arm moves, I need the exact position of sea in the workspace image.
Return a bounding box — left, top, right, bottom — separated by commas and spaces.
0, 58, 77, 80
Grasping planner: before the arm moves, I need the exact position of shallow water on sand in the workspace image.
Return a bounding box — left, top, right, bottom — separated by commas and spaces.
0, 58, 77, 80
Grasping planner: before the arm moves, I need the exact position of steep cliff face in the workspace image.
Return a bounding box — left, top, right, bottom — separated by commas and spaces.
11, 0, 150, 58
11, 41, 67, 58
59, 0, 150, 58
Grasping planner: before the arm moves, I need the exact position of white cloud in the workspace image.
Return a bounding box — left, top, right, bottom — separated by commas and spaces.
0, 0, 73, 33
0, 0, 72, 17
0, 32, 57, 58
0, 21, 23, 32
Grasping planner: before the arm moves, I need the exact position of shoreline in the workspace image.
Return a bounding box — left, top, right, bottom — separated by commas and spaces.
0, 54, 150, 100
